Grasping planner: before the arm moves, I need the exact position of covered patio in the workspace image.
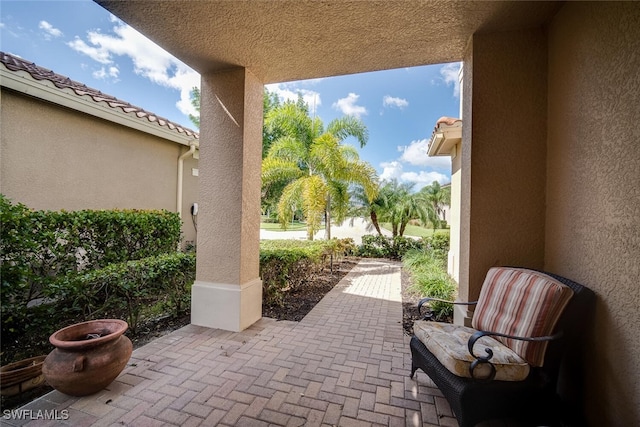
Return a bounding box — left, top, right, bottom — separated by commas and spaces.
11, 1, 637, 425
10, 260, 464, 426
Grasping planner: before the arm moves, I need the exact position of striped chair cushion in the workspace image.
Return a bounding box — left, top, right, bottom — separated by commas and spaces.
471, 267, 574, 367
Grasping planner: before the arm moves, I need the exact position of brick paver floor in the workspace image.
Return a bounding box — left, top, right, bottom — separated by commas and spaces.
8, 259, 458, 427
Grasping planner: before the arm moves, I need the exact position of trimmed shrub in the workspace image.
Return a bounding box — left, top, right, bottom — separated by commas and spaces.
1, 251, 195, 364
0, 195, 181, 298
67, 252, 196, 333
422, 233, 450, 264
0, 196, 189, 364
358, 233, 451, 261
259, 239, 352, 306
358, 235, 425, 259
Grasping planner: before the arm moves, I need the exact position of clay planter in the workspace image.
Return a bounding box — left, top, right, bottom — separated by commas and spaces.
43, 319, 132, 396
0, 355, 47, 396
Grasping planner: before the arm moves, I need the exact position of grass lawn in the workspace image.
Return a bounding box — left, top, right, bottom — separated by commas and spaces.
381, 223, 449, 238
260, 221, 307, 231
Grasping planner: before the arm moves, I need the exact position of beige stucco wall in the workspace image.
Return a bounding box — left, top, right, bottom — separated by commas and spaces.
459, 28, 548, 309
180, 154, 199, 248
546, 3, 640, 426
0, 89, 198, 245
448, 143, 461, 284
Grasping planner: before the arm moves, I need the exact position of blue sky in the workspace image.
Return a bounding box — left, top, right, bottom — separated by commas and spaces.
1, 0, 460, 189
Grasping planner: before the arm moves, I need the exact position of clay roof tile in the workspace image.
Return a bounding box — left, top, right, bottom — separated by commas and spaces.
436, 116, 462, 127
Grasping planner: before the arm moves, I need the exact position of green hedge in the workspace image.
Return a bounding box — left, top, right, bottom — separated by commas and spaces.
357, 234, 450, 260
0, 196, 188, 364
1, 251, 196, 365
1, 195, 181, 290
64, 252, 196, 333
259, 239, 352, 306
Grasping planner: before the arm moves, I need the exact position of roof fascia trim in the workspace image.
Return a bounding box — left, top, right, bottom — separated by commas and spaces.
428, 125, 462, 157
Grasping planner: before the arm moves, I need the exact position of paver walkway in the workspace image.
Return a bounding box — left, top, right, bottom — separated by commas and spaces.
9, 259, 457, 426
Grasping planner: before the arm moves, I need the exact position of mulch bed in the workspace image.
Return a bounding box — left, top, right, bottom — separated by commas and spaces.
401, 267, 424, 336
2, 257, 422, 411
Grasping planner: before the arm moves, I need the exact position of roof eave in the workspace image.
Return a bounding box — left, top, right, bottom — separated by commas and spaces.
428, 125, 462, 157
0, 66, 199, 147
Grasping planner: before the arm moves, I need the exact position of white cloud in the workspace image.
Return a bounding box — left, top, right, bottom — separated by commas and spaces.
440, 62, 461, 97
39, 21, 63, 40
400, 171, 449, 189
382, 95, 408, 109
332, 93, 367, 118
398, 139, 452, 169
265, 83, 321, 115
67, 20, 200, 118
171, 67, 202, 118
67, 37, 112, 64
93, 66, 120, 80
380, 161, 404, 181
380, 140, 451, 189
379, 160, 449, 189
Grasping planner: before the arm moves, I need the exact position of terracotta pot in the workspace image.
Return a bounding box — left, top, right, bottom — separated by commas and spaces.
42, 319, 132, 396
0, 355, 47, 396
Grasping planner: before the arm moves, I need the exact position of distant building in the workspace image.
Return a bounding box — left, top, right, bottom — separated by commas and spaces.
428, 116, 462, 285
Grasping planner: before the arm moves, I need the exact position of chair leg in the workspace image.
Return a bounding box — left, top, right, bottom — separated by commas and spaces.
410, 363, 419, 379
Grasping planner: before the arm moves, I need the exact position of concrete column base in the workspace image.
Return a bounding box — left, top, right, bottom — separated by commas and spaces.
454, 303, 474, 327
191, 278, 263, 332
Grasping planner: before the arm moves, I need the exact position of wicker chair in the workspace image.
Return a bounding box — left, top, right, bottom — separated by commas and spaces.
410, 267, 595, 427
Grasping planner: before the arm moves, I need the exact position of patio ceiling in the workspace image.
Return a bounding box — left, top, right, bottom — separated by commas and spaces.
96, 0, 561, 83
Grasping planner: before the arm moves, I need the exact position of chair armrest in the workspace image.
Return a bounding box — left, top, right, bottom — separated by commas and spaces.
417, 297, 477, 316
467, 330, 563, 381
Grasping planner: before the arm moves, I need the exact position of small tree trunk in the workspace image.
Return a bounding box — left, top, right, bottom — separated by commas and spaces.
370, 210, 382, 236
325, 195, 331, 240
399, 220, 407, 237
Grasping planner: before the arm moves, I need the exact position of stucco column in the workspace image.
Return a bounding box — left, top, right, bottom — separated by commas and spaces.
191, 67, 263, 332
456, 29, 548, 325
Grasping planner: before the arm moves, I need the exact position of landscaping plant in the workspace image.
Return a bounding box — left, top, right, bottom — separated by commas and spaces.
0, 196, 190, 364
402, 234, 457, 321
259, 238, 353, 306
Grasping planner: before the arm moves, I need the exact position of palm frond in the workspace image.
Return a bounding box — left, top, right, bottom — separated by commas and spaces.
328, 181, 350, 224
276, 179, 305, 226
261, 157, 304, 187
326, 115, 369, 147
310, 134, 342, 178
267, 135, 307, 162
345, 161, 379, 202
265, 103, 314, 147
339, 144, 359, 162
301, 175, 327, 238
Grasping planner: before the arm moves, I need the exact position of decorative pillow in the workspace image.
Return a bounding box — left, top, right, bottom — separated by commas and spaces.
472, 267, 574, 367
413, 320, 530, 381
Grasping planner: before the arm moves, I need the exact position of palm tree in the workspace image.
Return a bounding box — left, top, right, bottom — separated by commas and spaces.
349, 183, 384, 236
262, 102, 378, 240
372, 180, 435, 237
419, 181, 451, 230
